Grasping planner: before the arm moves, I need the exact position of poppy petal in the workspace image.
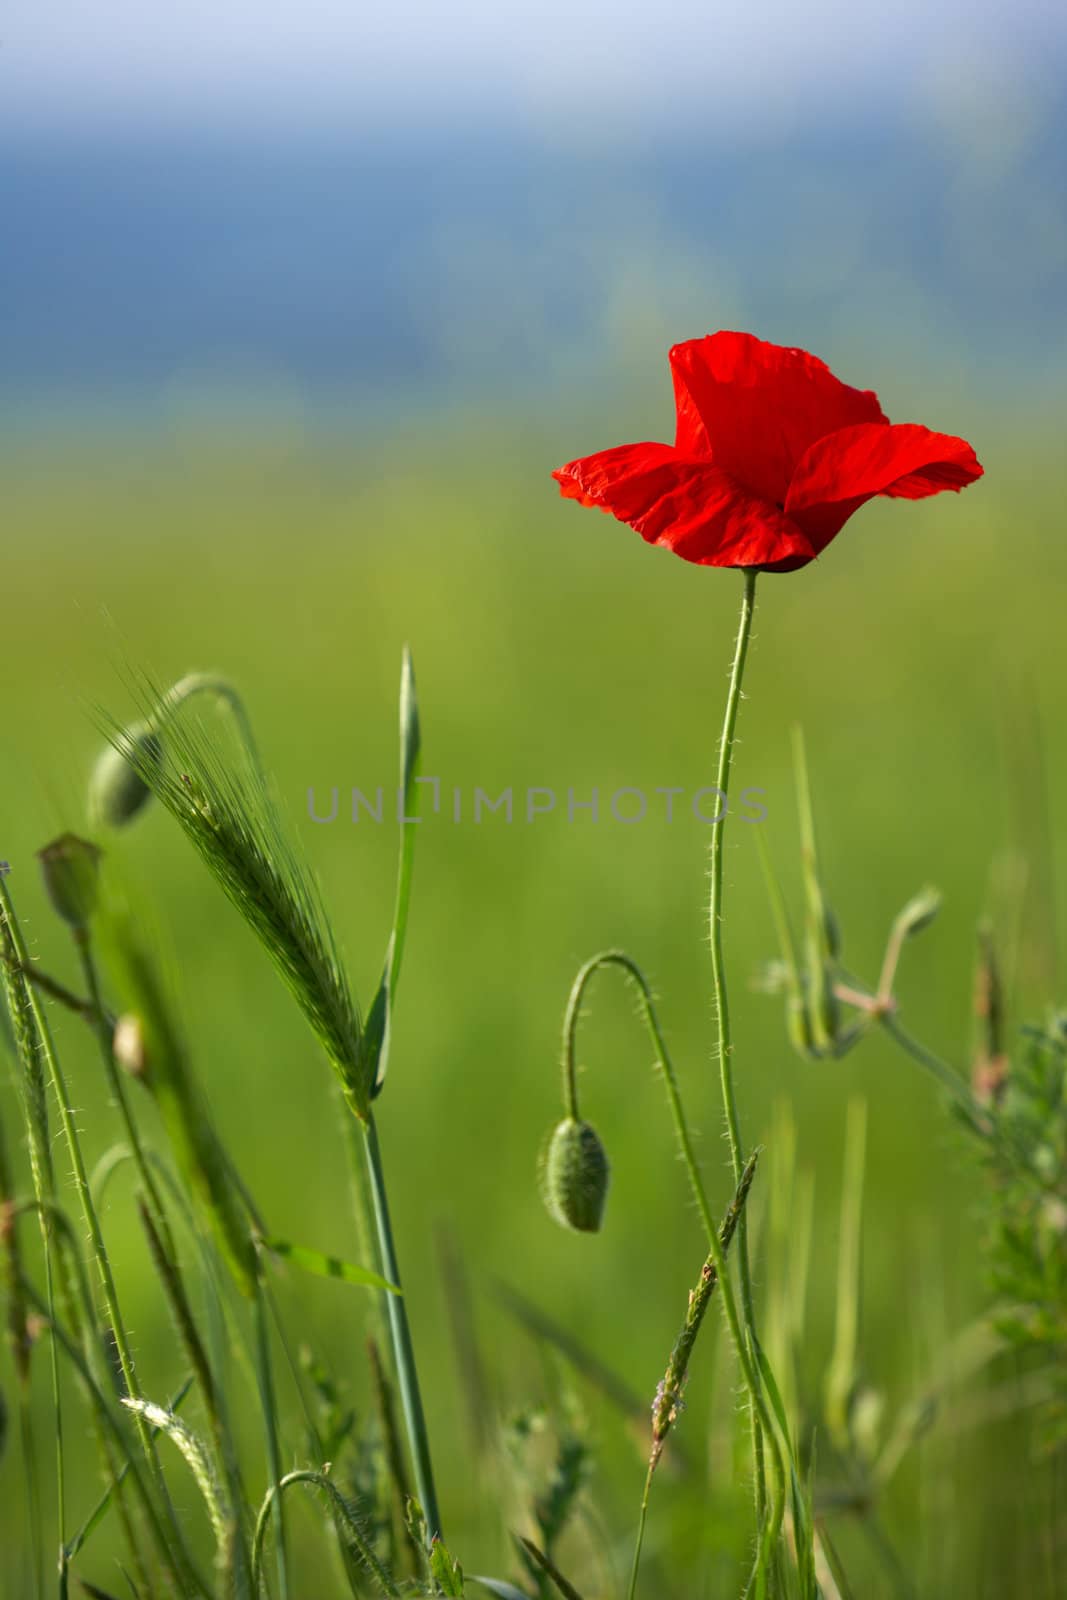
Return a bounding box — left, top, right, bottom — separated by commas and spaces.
669, 331, 888, 504
553, 444, 816, 569
785, 422, 984, 551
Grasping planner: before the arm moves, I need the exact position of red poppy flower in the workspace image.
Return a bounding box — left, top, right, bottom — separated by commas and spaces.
552, 332, 983, 571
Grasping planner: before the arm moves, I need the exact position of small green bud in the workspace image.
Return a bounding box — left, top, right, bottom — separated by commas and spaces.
895, 887, 942, 941
36, 833, 102, 931
542, 1117, 610, 1233
89, 723, 163, 828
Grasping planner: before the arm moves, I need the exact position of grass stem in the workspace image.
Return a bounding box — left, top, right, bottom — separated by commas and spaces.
361, 1112, 442, 1541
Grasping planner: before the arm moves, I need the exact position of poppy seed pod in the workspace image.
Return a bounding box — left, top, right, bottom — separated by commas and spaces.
89, 724, 163, 828
36, 833, 102, 932
542, 1117, 610, 1234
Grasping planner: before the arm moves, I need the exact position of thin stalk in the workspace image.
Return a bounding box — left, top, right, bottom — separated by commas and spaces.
367, 1334, 416, 1577
879, 1014, 977, 1114
561, 951, 717, 1247
254, 1278, 290, 1600
707, 567, 767, 1518
1, 1095, 42, 1600
629, 1462, 656, 1600
77, 932, 176, 1258
361, 1112, 441, 1540
20, 964, 99, 1022
0, 876, 204, 1597
19, 1276, 189, 1593
629, 1152, 763, 1600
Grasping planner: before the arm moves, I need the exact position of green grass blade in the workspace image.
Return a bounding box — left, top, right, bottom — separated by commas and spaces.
514, 1537, 585, 1600
367, 644, 421, 1096
263, 1237, 398, 1293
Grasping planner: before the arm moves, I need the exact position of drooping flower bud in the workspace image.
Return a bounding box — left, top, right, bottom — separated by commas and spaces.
894, 886, 942, 942
36, 834, 102, 932
542, 1117, 610, 1233
89, 723, 163, 828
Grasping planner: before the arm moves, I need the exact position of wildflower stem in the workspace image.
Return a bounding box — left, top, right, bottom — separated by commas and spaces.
629, 1151, 767, 1600
0, 875, 204, 1598
707, 567, 767, 1518
361, 1111, 442, 1541
561, 950, 717, 1246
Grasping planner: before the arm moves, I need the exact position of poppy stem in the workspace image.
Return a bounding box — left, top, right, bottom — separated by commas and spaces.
707, 567, 769, 1520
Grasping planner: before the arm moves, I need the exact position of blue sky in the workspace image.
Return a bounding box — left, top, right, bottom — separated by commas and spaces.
6, 0, 1066, 133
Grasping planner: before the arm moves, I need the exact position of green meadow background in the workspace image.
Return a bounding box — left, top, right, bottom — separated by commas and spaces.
3, 404, 1066, 1594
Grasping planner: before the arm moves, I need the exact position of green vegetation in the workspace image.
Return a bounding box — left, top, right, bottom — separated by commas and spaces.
1, 421, 1065, 1596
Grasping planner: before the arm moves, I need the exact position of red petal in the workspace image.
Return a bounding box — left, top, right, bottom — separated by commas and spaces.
670, 332, 888, 505
553, 443, 816, 569
785, 422, 984, 550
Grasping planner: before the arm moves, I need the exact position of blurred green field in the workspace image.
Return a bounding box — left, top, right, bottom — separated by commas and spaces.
2, 412, 1066, 1597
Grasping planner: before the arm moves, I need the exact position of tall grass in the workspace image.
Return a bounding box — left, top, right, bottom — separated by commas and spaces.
2, 434, 1066, 1596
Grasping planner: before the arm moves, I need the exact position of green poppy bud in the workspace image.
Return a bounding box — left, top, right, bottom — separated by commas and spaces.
36, 833, 102, 932
895, 886, 942, 940
89, 723, 163, 828
542, 1117, 610, 1233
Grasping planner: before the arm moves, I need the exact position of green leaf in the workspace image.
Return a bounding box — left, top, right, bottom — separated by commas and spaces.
429, 1536, 465, 1595
470, 1581, 531, 1600
263, 1238, 398, 1294
368, 645, 422, 1098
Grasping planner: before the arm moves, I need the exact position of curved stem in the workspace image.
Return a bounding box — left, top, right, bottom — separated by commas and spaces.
153, 672, 268, 788
707, 567, 767, 1518
252, 1470, 401, 1598
561, 951, 717, 1247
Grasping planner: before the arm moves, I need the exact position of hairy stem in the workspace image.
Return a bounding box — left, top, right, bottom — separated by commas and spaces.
707, 567, 768, 1521
561, 950, 717, 1247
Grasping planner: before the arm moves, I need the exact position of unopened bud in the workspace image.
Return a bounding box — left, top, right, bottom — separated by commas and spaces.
542, 1118, 610, 1233
89, 723, 163, 828
895, 887, 942, 941
36, 833, 102, 931
113, 1013, 150, 1081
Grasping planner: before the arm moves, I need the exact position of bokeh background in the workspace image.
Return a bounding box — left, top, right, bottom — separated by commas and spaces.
4, 3, 1067, 1595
